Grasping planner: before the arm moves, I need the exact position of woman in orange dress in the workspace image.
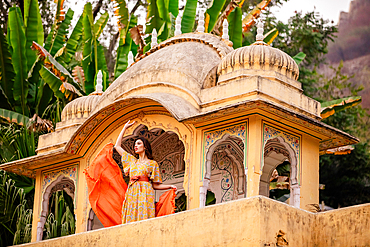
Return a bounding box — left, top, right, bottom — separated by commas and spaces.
114, 120, 176, 223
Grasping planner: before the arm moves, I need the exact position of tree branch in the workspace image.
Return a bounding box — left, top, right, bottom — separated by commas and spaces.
93, 0, 104, 20
130, 0, 142, 16
4, 0, 12, 8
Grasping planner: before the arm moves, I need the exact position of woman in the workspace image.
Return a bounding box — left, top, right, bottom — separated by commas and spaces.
114, 120, 176, 223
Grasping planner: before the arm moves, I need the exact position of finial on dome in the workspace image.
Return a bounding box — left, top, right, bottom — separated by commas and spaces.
151, 28, 158, 49
175, 15, 182, 36
256, 18, 264, 42
222, 19, 229, 40
197, 9, 205, 33
96, 70, 103, 94
128, 51, 134, 66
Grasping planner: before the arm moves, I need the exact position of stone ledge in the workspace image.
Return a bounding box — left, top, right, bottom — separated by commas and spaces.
19, 196, 370, 247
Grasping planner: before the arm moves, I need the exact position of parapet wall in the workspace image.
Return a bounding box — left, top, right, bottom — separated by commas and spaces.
19, 196, 370, 247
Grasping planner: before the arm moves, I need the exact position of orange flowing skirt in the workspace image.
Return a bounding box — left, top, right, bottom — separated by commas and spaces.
84, 143, 176, 227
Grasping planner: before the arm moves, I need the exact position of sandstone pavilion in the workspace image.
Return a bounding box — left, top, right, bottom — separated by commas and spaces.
1, 18, 368, 247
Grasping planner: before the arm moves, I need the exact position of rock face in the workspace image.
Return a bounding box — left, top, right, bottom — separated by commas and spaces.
325, 0, 370, 110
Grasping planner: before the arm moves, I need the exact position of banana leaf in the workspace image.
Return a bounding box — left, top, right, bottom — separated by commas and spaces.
168, 13, 176, 38
242, 0, 271, 32
49, 9, 74, 56
95, 42, 109, 90
44, 0, 66, 52
8, 7, 29, 116
82, 3, 97, 94
32, 42, 85, 97
325, 145, 354, 155
292, 52, 306, 65
36, 79, 54, 117
0, 25, 16, 108
168, 0, 178, 17
26, 60, 40, 109
263, 28, 278, 45
227, 7, 242, 48
206, 0, 227, 33
39, 66, 65, 99
146, 0, 163, 35
211, 0, 244, 35
64, 13, 84, 64
181, 0, 197, 33
0, 108, 30, 126
113, 0, 129, 31
115, 15, 137, 79
157, 0, 170, 40
24, 0, 44, 71
94, 12, 109, 39
321, 96, 362, 119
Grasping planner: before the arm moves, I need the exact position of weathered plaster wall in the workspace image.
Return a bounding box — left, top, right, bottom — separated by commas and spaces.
315, 203, 370, 247
22, 197, 370, 247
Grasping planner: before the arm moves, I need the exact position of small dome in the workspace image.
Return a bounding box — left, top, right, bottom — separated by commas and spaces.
217, 43, 299, 83
61, 95, 101, 122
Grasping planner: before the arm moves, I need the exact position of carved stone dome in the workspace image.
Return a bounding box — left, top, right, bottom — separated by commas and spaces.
217, 43, 299, 84
61, 95, 101, 122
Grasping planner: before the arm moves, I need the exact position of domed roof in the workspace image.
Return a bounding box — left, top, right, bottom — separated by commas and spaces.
217, 42, 299, 83
61, 94, 101, 122
93, 33, 234, 113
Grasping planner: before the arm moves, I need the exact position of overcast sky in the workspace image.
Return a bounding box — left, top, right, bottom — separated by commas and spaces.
270, 0, 352, 24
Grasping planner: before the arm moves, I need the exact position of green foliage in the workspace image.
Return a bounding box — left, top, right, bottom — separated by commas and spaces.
49, 9, 74, 57
263, 28, 278, 45
292, 52, 306, 65
0, 108, 30, 126
262, 10, 337, 94
115, 15, 138, 80
43, 191, 75, 240
0, 125, 37, 163
311, 62, 370, 208
320, 142, 370, 208
94, 12, 109, 39
181, 0, 197, 33
24, 0, 44, 72
205, 0, 227, 33
227, 7, 243, 49
8, 7, 29, 116
0, 25, 15, 110
205, 190, 216, 205
64, 14, 83, 65
0, 170, 33, 246
82, 3, 109, 94
175, 193, 187, 213
145, 0, 163, 36
321, 96, 362, 119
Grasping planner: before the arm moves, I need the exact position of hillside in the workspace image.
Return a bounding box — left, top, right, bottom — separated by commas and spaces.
323, 0, 370, 110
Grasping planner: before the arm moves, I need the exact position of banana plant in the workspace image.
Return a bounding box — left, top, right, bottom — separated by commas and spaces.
82, 3, 109, 93
0, 3, 53, 128
321, 96, 362, 119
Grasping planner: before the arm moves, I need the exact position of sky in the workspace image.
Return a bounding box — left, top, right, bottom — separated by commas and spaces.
270, 0, 353, 24
71, 0, 354, 26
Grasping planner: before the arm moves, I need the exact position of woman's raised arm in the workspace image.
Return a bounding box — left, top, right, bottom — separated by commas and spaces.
114, 120, 135, 156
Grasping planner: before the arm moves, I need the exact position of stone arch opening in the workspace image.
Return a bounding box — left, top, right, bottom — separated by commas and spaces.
200, 134, 245, 207
260, 137, 300, 207
121, 124, 186, 200
36, 175, 75, 241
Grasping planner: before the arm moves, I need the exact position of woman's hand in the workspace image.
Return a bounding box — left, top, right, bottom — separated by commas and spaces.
115, 120, 136, 155
124, 120, 135, 129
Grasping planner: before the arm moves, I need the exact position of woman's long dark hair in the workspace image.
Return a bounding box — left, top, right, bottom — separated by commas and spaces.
133, 137, 154, 160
